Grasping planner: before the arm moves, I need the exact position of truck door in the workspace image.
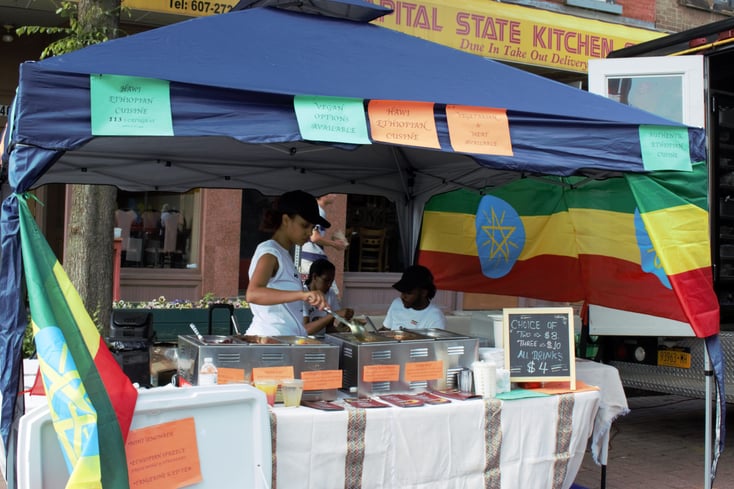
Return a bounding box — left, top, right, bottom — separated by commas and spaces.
588, 55, 704, 338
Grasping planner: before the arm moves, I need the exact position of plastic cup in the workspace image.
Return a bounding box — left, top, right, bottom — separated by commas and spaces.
254, 379, 278, 406
281, 378, 304, 408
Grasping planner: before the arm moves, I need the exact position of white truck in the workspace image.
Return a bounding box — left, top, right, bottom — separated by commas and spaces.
587, 17, 734, 402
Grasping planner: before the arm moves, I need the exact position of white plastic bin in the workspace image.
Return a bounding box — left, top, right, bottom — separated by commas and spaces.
16, 384, 271, 489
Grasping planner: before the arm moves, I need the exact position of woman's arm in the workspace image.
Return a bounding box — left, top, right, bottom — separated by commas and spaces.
246, 253, 327, 308
304, 314, 334, 336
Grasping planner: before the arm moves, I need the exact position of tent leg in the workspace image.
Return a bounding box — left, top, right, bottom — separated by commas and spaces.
600, 464, 606, 489
704, 340, 712, 489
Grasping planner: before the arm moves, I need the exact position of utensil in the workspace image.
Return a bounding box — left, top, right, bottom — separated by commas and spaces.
364, 315, 380, 333
189, 322, 204, 341
325, 307, 366, 337
230, 314, 241, 335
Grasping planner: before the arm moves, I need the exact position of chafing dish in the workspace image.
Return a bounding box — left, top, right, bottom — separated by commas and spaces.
404, 328, 479, 389
376, 330, 432, 342
177, 334, 339, 400
324, 331, 436, 397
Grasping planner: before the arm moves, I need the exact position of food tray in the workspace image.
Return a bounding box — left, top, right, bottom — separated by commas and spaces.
376, 330, 431, 342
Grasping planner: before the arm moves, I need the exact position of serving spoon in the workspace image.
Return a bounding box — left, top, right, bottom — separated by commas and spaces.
189, 322, 205, 342
324, 307, 366, 338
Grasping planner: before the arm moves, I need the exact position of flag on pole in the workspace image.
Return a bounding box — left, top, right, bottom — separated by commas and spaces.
418, 161, 718, 338
18, 195, 137, 489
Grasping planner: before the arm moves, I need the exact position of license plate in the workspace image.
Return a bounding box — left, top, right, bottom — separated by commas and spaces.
657, 349, 691, 368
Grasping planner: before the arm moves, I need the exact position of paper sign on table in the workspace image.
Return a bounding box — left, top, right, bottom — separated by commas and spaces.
362, 364, 400, 382
252, 366, 294, 382
125, 417, 201, 489
217, 367, 247, 384
300, 370, 342, 390
404, 360, 443, 382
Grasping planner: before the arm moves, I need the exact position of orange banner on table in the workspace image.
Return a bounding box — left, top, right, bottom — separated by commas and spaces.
217, 367, 247, 384
404, 360, 444, 382
367, 100, 440, 149
252, 366, 294, 382
125, 417, 202, 489
529, 380, 598, 395
446, 105, 513, 156
301, 370, 343, 390
363, 364, 400, 382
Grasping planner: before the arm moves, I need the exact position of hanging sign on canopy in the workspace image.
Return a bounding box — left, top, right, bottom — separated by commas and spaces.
294, 95, 371, 144
367, 100, 440, 149
445, 105, 513, 155
90, 74, 173, 136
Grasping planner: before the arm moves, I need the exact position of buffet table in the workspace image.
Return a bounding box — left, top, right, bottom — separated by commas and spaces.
270, 388, 600, 489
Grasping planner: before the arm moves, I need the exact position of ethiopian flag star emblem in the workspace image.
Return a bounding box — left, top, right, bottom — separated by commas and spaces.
419, 162, 718, 338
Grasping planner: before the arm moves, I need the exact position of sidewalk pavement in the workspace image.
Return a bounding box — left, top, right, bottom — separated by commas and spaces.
574, 393, 734, 489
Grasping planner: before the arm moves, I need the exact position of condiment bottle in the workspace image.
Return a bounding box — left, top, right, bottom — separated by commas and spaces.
198, 357, 218, 385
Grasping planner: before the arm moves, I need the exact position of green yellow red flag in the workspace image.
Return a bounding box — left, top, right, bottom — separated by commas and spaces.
18, 195, 137, 488
418, 161, 719, 337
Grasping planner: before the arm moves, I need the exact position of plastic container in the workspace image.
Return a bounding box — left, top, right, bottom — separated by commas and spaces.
17, 384, 272, 489
198, 357, 218, 385
254, 379, 278, 406
281, 378, 304, 407
472, 360, 497, 398
496, 368, 511, 394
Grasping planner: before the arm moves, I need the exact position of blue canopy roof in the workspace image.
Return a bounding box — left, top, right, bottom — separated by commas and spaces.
0, 2, 708, 448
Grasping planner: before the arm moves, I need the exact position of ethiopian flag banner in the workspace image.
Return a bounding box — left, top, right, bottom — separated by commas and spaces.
419, 161, 719, 338
18, 196, 137, 489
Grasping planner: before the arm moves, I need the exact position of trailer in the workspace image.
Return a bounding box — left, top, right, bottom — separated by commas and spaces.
587, 18, 734, 402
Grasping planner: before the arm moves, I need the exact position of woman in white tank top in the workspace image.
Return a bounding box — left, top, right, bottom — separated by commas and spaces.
245, 191, 333, 336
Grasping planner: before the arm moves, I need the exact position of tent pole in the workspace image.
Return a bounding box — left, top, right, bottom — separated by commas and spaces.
704, 340, 712, 489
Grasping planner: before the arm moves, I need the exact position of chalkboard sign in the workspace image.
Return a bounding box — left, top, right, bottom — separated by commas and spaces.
503, 307, 576, 390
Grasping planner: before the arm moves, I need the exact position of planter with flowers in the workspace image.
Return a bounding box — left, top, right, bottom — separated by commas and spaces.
113, 294, 251, 343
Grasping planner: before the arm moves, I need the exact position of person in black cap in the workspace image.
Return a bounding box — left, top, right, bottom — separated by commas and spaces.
383, 265, 446, 330
246, 190, 333, 336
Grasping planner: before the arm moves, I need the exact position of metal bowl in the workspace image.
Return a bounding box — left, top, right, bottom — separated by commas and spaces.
199, 335, 236, 345
233, 335, 287, 345
377, 330, 431, 342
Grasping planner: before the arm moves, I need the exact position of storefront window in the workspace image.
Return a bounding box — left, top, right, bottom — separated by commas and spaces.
346, 194, 403, 272
116, 189, 201, 269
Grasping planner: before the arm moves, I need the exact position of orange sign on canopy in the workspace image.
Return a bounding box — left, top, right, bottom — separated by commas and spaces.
368, 100, 440, 149
446, 105, 513, 156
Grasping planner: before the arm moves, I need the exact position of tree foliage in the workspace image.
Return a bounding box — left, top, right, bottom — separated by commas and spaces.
16, 1, 127, 59
17, 0, 125, 334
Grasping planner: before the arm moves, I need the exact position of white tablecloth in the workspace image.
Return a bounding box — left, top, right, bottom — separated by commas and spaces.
574, 359, 630, 465
271, 389, 600, 489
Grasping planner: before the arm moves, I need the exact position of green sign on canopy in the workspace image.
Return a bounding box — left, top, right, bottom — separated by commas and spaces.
639, 125, 692, 172
294, 95, 371, 145
90, 74, 174, 136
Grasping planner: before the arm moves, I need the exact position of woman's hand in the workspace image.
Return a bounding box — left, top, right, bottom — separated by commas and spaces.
337, 308, 355, 321
303, 290, 328, 311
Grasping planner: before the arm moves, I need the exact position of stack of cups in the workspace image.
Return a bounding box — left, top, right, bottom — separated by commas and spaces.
471, 360, 497, 399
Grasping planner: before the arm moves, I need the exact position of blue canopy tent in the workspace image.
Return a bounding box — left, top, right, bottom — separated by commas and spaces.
0, 0, 720, 479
